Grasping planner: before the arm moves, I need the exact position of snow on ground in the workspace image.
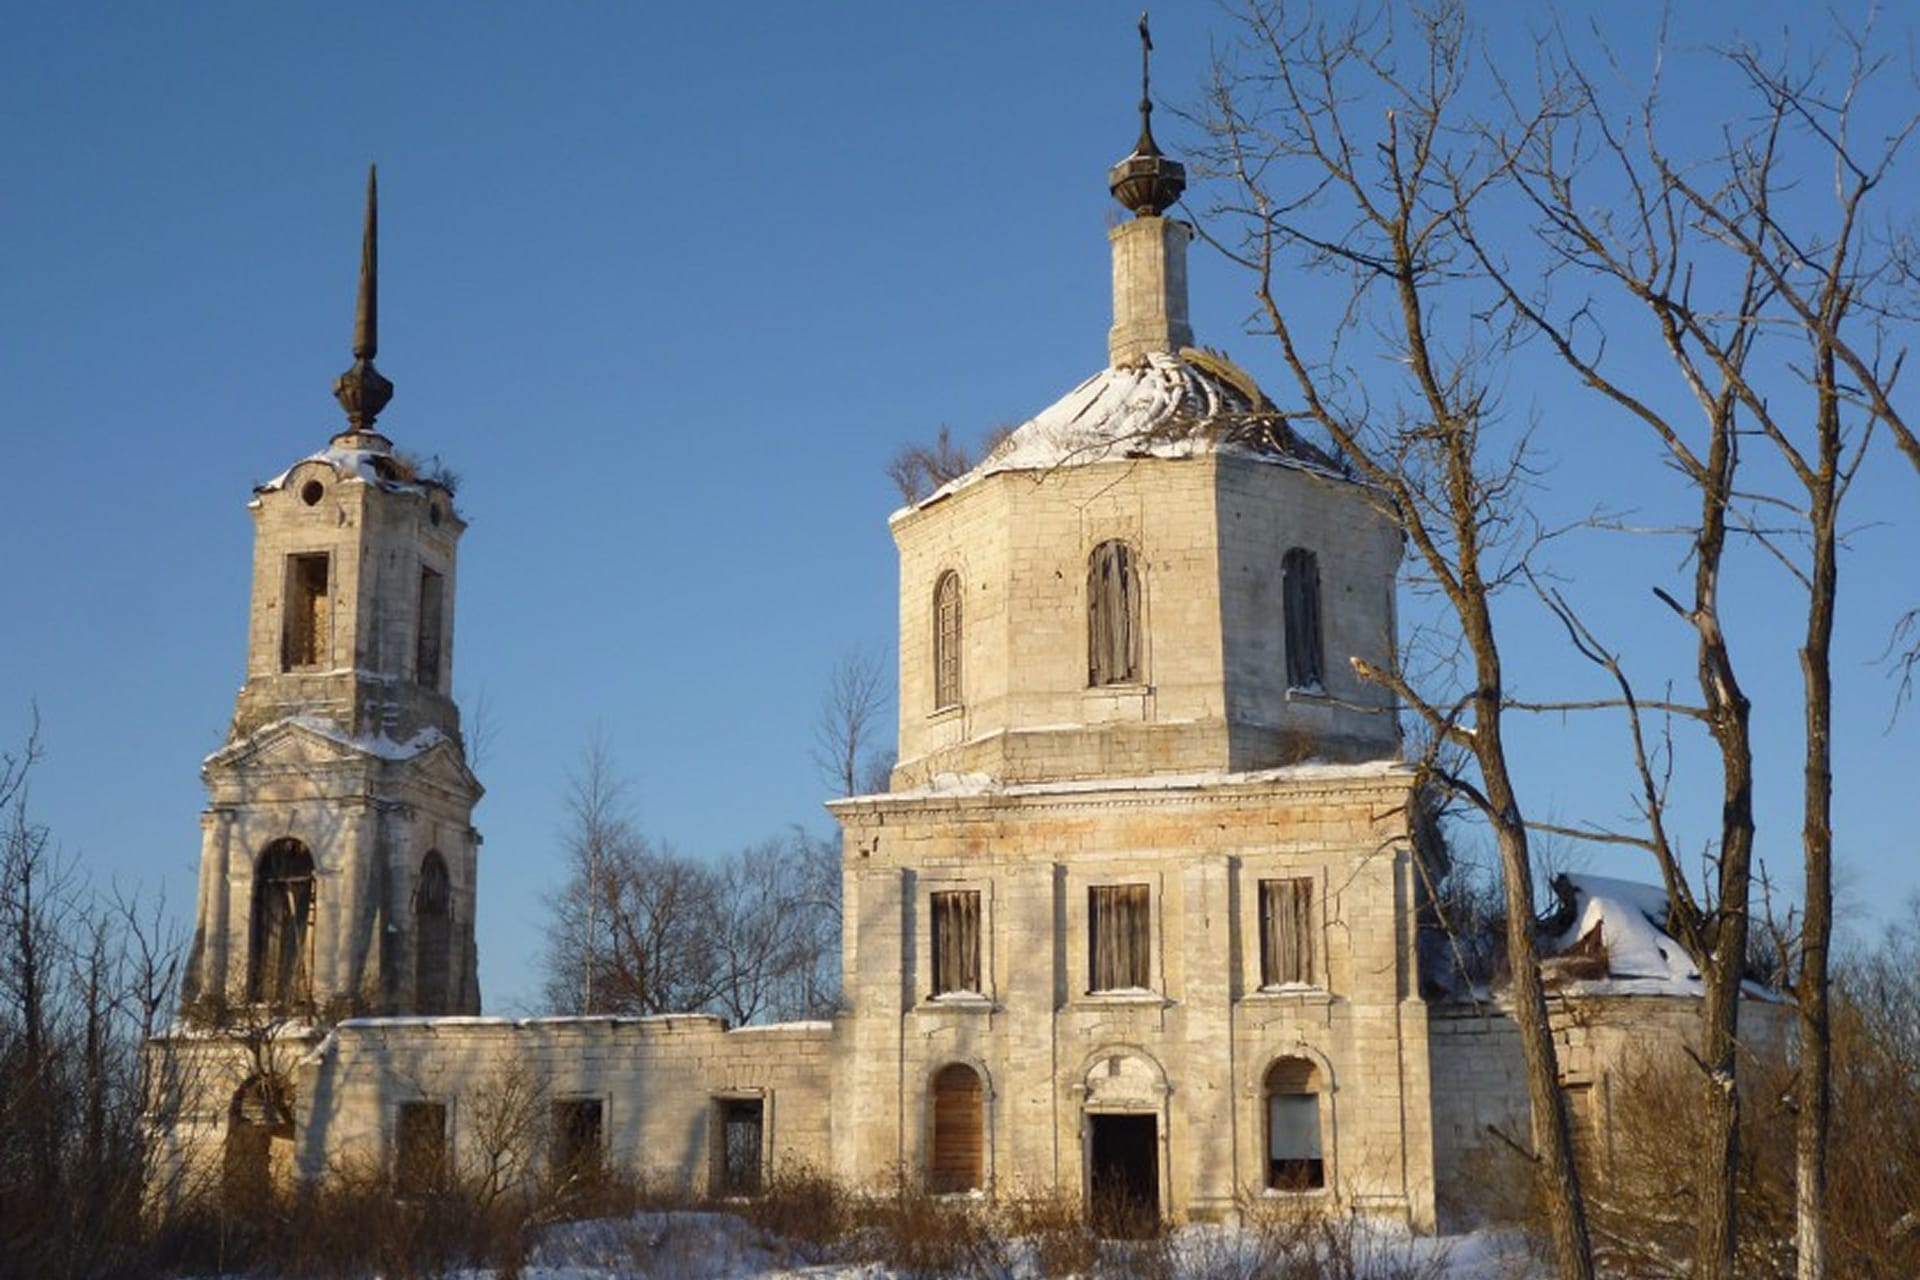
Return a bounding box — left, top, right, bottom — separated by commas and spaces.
407, 1211, 1545, 1280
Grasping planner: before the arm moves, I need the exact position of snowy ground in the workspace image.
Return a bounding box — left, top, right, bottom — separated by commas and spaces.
468, 1211, 1547, 1280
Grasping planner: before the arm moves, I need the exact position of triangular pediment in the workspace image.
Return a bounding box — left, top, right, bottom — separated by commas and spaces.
205, 717, 480, 797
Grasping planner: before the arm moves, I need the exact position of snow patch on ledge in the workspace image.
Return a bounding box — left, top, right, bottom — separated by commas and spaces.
852, 758, 1410, 805
209, 716, 448, 765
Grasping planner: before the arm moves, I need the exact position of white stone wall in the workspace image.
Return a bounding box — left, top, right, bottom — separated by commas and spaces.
147, 1018, 836, 1206
298, 1018, 834, 1194
1425, 995, 1792, 1229
830, 767, 1437, 1227
892, 453, 1400, 787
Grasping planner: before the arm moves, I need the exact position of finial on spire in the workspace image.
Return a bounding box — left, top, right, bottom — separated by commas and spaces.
1109, 12, 1186, 217
1137, 11, 1156, 151
333, 163, 394, 437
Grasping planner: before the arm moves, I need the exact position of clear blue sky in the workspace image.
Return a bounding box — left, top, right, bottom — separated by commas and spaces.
3, 3, 1914, 1013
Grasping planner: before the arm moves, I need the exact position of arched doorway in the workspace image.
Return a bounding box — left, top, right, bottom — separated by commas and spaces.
223, 1075, 292, 1209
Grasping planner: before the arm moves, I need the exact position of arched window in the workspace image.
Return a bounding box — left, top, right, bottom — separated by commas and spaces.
1282, 548, 1323, 690
414, 851, 452, 1015
933, 571, 963, 710
249, 840, 314, 1009
929, 1063, 985, 1193
1088, 540, 1141, 686
1264, 1057, 1325, 1190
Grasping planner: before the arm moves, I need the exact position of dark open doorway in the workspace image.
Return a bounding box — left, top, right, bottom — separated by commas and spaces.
1087, 1112, 1159, 1237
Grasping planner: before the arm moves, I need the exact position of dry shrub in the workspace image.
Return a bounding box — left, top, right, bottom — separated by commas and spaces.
1214, 1197, 1448, 1280
1003, 1191, 1102, 1277
732, 1162, 855, 1260
249, 1160, 526, 1280
858, 1184, 1014, 1279
1586, 1051, 1797, 1279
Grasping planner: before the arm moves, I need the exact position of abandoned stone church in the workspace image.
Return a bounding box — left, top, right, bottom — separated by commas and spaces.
148, 63, 1740, 1232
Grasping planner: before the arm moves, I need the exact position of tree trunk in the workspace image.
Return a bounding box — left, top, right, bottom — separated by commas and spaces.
1794, 376, 1840, 1280
1471, 615, 1595, 1280
1690, 454, 1756, 1280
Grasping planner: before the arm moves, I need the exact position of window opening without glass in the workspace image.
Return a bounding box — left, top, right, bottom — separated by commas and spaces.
395, 1101, 447, 1197
416, 565, 444, 688
716, 1098, 764, 1196
551, 1098, 604, 1184
931, 889, 982, 996
1088, 541, 1140, 685
249, 839, 314, 1009
1282, 547, 1323, 689
414, 851, 452, 1014
1265, 1058, 1325, 1190
1089, 884, 1151, 992
1258, 878, 1315, 988
282, 553, 330, 670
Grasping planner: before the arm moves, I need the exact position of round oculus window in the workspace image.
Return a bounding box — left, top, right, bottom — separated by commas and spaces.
300, 479, 324, 506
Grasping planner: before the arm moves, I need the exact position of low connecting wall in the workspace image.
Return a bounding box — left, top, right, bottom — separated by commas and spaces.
148, 1014, 835, 1206
1426, 994, 1787, 1230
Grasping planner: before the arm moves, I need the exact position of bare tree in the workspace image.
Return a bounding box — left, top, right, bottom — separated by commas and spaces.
0, 712, 190, 1275
541, 734, 721, 1017
886, 422, 1016, 505
1468, 21, 1918, 1275
542, 735, 843, 1024
1200, 5, 1593, 1274
707, 838, 837, 1025
813, 649, 893, 799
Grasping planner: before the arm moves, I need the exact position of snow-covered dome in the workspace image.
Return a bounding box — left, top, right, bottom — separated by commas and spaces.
920, 349, 1341, 508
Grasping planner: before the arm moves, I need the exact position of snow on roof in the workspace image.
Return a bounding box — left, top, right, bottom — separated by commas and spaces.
845, 757, 1410, 806
907, 349, 1344, 512
1542, 873, 1703, 996
258, 443, 428, 496
288, 716, 447, 760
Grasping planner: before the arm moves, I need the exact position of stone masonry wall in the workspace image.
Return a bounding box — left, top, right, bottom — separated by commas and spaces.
831, 766, 1436, 1227
147, 1017, 835, 1206
301, 1017, 834, 1194
892, 453, 1400, 786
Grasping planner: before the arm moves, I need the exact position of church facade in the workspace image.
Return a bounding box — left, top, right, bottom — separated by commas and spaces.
147, 69, 1726, 1233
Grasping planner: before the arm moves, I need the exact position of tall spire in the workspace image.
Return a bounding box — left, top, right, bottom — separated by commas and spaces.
1108, 12, 1186, 217
332, 164, 394, 439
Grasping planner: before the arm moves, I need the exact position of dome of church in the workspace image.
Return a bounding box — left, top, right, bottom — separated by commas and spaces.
919, 348, 1341, 508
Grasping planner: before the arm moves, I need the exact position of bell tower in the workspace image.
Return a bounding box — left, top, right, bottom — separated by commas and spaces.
181, 168, 484, 1022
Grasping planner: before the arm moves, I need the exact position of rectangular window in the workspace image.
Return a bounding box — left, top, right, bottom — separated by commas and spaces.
416, 566, 444, 688
1259, 878, 1315, 988
551, 1098, 604, 1184
394, 1100, 447, 1197
714, 1098, 764, 1197
930, 890, 982, 996
1089, 883, 1151, 992
281, 553, 330, 670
